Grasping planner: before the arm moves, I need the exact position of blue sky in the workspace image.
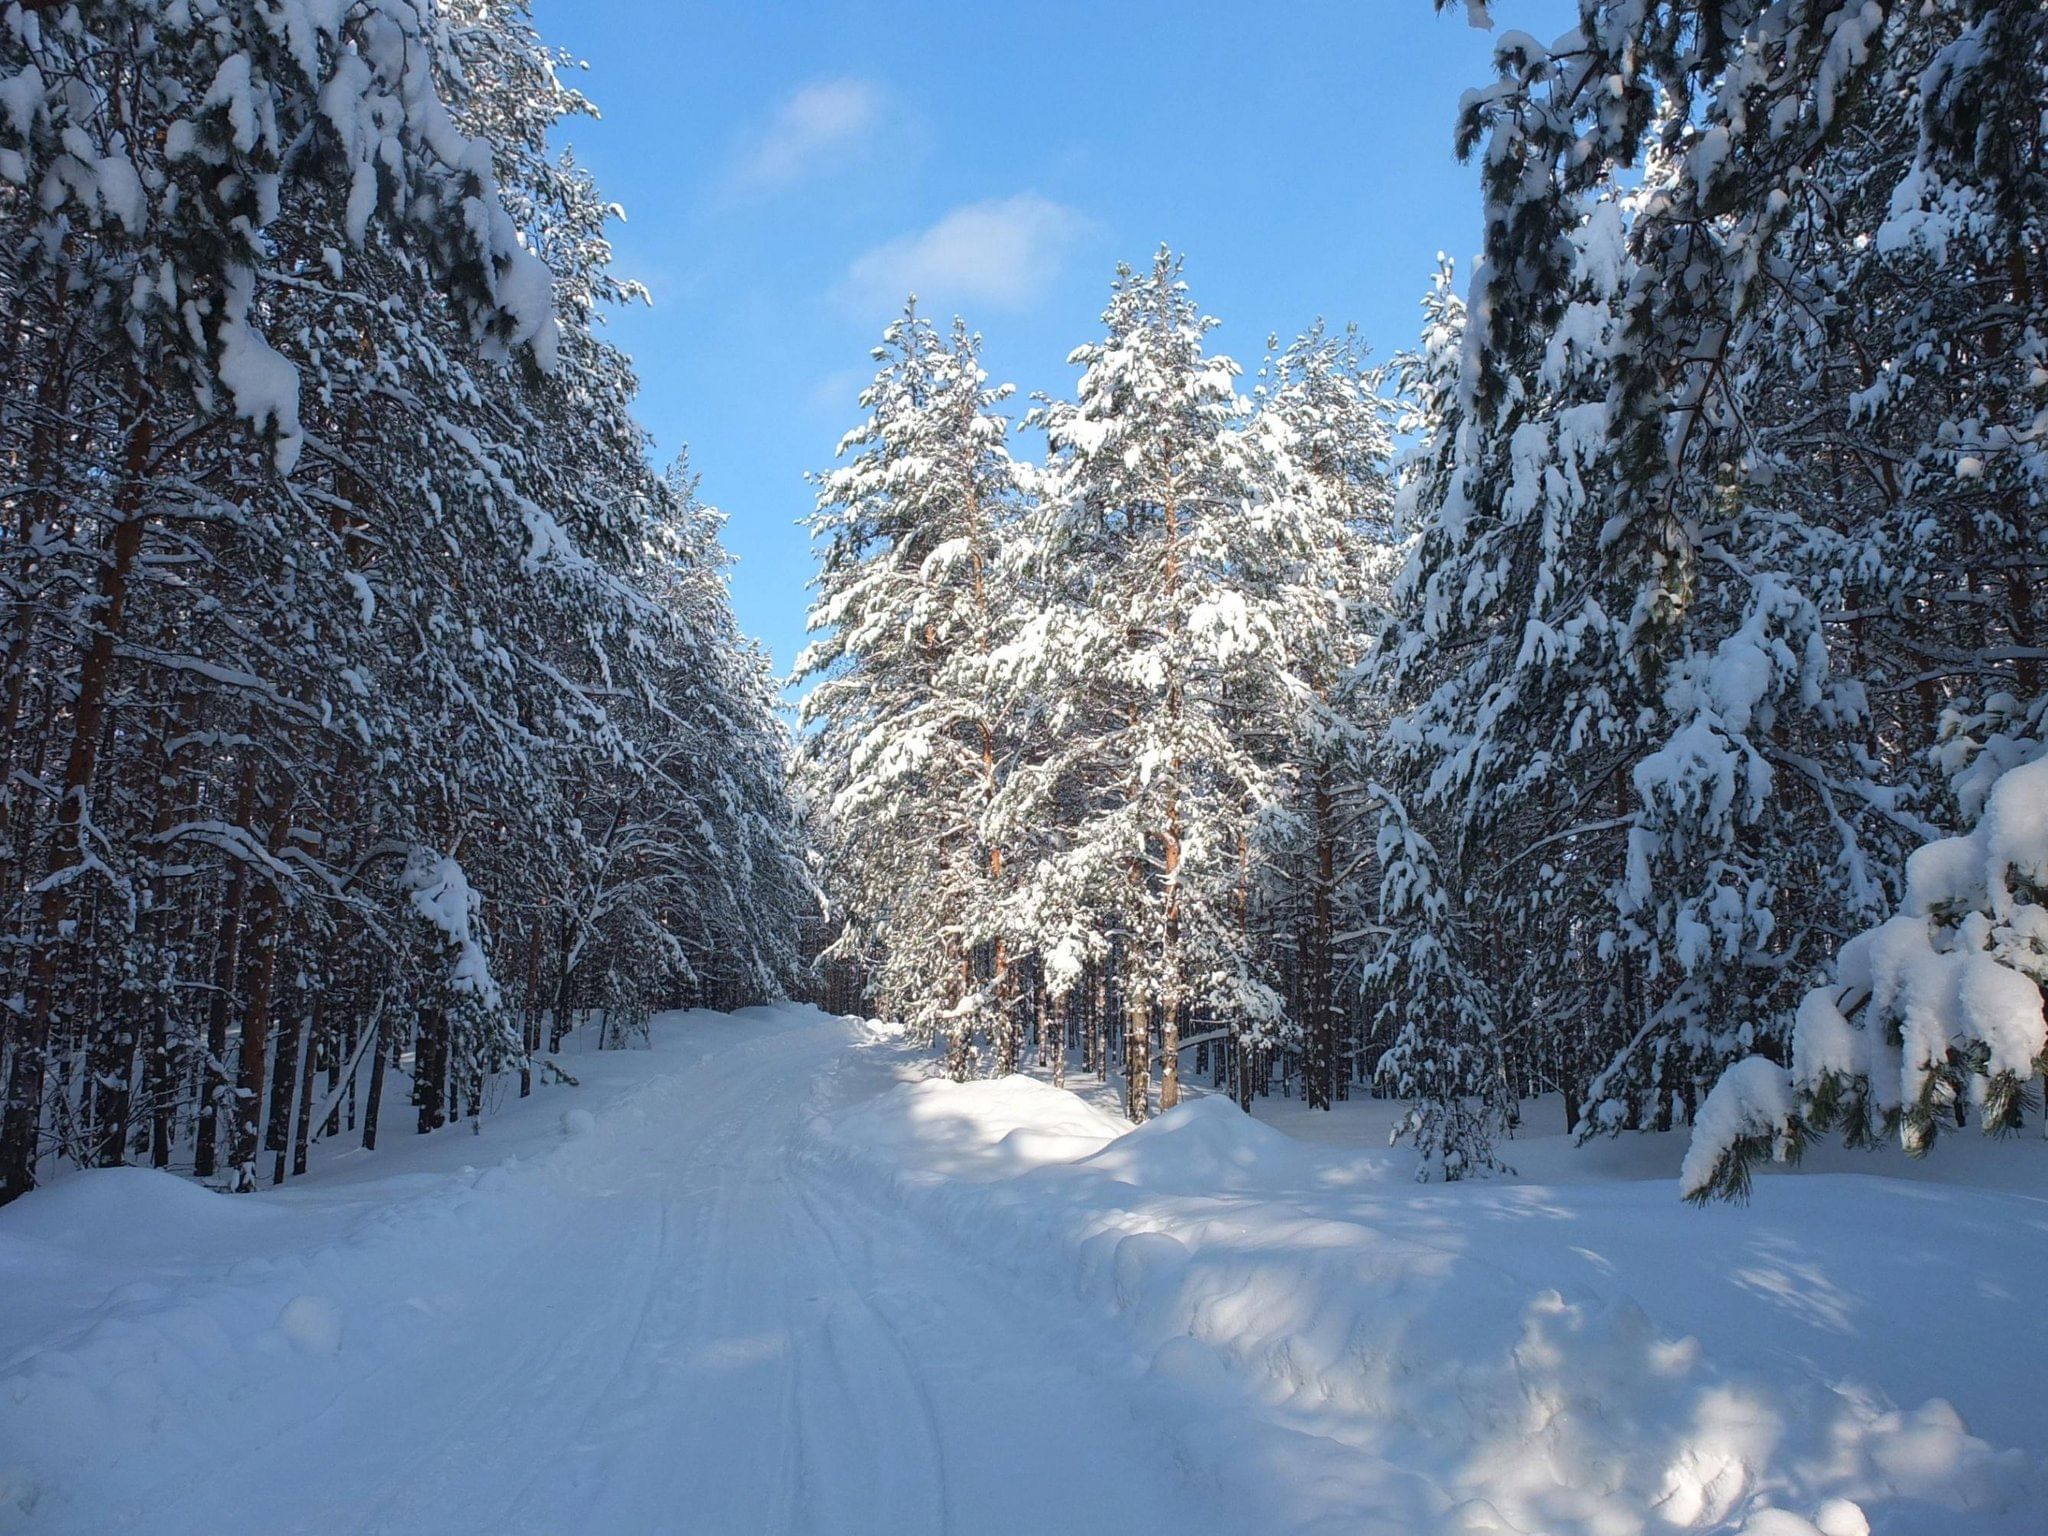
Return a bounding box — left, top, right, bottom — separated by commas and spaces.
529, 0, 1570, 677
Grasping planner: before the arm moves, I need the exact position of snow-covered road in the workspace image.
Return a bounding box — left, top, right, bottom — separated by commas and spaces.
0, 1008, 1228, 1535
6, 1004, 2043, 1536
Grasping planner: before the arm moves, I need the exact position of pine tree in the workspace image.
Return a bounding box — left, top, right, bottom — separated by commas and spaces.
1678, 0, 2048, 1197
999, 250, 1293, 1118
1374, 0, 2048, 1191
795, 304, 1026, 1077
1355, 260, 1519, 1171
1242, 324, 1398, 1110
0, 0, 563, 1198
0, 0, 808, 1202
1373, 2, 2040, 1176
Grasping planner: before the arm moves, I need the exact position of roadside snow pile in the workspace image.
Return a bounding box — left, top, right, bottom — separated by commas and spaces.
807, 1056, 2046, 1536
814, 1072, 1129, 1184
1082, 1096, 1317, 1192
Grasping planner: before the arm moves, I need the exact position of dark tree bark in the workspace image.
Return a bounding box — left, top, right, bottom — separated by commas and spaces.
1, 390, 154, 1204
415, 1006, 448, 1135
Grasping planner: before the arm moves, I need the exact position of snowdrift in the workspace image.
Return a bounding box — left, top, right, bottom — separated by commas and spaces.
806, 1056, 2046, 1536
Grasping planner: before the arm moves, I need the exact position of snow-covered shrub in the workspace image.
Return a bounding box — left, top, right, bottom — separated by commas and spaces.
1686, 727, 2048, 1201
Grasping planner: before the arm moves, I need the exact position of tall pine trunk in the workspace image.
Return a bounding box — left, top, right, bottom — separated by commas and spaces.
0, 386, 154, 1205
195, 761, 260, 1180
1306, 766, 1337, 1111
1125, 995, 1150, 1123
230, 800, 294, 1189
415, 1007, 448, 1135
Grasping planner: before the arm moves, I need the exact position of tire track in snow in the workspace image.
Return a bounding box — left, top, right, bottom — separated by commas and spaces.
8, 1013, 1231, 1535
785, 1169, 952, 1535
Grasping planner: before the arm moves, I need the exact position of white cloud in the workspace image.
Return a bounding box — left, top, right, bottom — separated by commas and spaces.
732, 79, 884, 194
838, 194, 1090, 315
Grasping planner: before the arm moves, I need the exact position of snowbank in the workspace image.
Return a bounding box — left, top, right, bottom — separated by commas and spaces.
805, 1049, 2046, 1536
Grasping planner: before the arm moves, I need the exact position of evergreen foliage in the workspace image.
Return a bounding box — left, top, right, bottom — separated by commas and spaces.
800, 3, 2047, 1197
0, 0, 807, 1202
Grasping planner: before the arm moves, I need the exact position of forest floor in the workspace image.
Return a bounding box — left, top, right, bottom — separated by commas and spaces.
2, 1005, 2042, 1536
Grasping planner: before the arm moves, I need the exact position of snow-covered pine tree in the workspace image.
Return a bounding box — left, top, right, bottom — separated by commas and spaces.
520, 456, 810, 1048
1380, 2, 2022, 1174
0, 0, 567, 1198
1240, 324, 1398, 1109
627, 460, 812, 1015
997, 250, 1292, 1119
0, 0, 807, 1201
1677, 0, 2048, 1198
1368, 795, 1517, 1180
1370, 128, 1664, 1153
795, 305, 1026, 1078
1359, 258, 1521, 1174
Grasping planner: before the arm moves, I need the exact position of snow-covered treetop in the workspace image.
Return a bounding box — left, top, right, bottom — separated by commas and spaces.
0, 0, 560, 472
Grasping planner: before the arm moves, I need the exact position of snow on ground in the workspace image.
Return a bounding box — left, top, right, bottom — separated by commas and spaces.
1246, 1083, 2048, 1195
3, 1006, 2041, 1536
808, 1034, 2048, 1536
1, 1006, 1264, 1536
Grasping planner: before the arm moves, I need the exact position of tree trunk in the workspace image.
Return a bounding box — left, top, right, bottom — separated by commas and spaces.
944, 938, 973, 1081
1125, 996, 1150, 1123
269, 1015, 308, 1185
992, 939, 1018, 1077
229, 799, 295, 1188
1307, 767, 1337, 1112
415, 1007, 447, 1135
291, 1005, 321, 1179
1051, 982, 1068, 1090
1087, 964, 1105, 1080
0, 392, 155, 1204
1158, 989, 1181, 1113
362, 1013, 389, 1152
519, 914, 545, 1096
549, 914, 577, 1052
325, 1013, 351, 1141
195, 760, 261, 1180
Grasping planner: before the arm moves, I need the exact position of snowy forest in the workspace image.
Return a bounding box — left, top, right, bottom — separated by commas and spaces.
798, 0, 2048, 1195
2, 0, 2043, 1210
0, 0, 812, 1204
3, 3, 2045, 1534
